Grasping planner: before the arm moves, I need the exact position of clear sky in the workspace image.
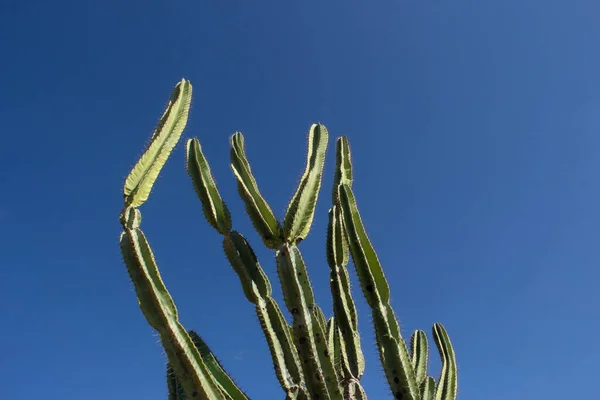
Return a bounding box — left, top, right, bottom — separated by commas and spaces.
1, 1, 599, 399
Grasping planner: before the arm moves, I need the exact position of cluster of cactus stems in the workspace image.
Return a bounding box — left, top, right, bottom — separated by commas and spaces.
119, 79, 458, 400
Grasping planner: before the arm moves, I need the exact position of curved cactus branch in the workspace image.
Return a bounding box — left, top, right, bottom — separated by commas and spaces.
230, 132, 282, 249
410, 330, 429, 386
119, 227, 224, 400
120, 80, 229, 400
325, 317, 342, 381
339, 182, 420, 400
223, 232, 272, 303
332, 137, 352, 205
167, 331, 249, 400
420, 377, 436, 400
167, 363, 186, 400
433, 323, 458, 400
124, 79, 192, 208
186, 138, 232, 235
313, 304, 328, 338
188, 331, 249, 400
283, 123, 329, 243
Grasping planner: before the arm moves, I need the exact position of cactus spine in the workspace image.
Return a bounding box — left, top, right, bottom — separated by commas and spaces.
119, 80, 458, 400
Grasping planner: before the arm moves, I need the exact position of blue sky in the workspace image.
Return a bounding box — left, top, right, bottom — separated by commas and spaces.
1, 1, 599, 399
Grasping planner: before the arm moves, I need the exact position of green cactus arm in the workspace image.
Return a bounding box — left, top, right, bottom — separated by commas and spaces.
328, 318, 371, 399
331, 137, 352, 205
166, 331, 249, 400
421, 377, 436, 400
325, 317, 335, 349
338, 183, 419, 400
337, 184, 391, 306
187, 331, 249, 400
119, 227, 224, 400
410, 330, 429, 385
276, 244, 343, 400
167, 363, 186, 400
230, 132, 282, 249
327, 206, 365, 381
332, 321, 367, 399
222, 232, 306, 395
283, 123, 329, 243
334, 325, 349, 381
313, 304, 328, 336
327, 206, 350, 268
262, 298, 308, 398
186, 138, 232, 235
124, 79, 192, 208
223, 231, 272, 303
325, 317, 343, 381
333, 330, 369, 400
276, 244, 316, 311
433, 323, 458, 400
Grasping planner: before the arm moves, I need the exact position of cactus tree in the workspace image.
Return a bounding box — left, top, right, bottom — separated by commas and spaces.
119, 79, 458, 400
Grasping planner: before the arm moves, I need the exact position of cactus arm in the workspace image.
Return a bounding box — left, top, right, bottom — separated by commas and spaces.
230, 132, 282, 249
119, 227, 224, 400
186, 138, 232, 235
121, 79, 225, 399
187, 331, 250, 400
327, 205, 350, 268
328, 317, 370, 400
332, 137, 353, 204
124, 79, 192, 208
335, 325, 350, 381
262, 298, 308, 399
223, 232, 272, 303
338, 183, 419, 400
166, 331, 249, 400
433, 323, 458, 400
167, 363, 186, 400
338, 184, 391, 305
334, 326, 368, 400
327, 206, 365, 382
334, 322, 359, 395
420, 377, 436, 400
223, 232, 306, 396
313, 304, 328, 335
276, 244, 343, 400
325, 317, 342, 381
283, 123, 329, 243
410, 330, 429, 385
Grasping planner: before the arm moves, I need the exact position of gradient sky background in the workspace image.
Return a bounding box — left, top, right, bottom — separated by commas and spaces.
1, 1, 599, 399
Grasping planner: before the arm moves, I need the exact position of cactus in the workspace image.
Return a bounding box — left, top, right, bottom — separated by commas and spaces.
119, 79, 458, 400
